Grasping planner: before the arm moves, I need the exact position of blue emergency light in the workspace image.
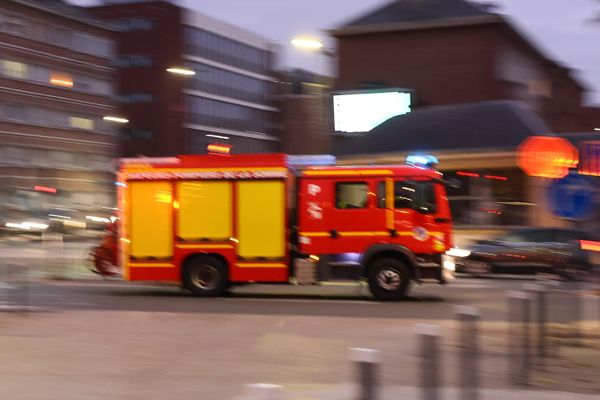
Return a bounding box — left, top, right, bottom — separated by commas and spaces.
406, 154, 439, 168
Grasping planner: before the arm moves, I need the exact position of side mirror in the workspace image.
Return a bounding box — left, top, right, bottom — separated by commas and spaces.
443, 178, 462, 190
437, 178, 461, 189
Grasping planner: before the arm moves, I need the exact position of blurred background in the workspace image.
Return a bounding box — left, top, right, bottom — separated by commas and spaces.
1, 0, 599, 249
0, 2, 599, 399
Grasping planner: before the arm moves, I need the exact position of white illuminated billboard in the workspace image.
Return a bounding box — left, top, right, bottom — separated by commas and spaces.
333, 90, 412, 133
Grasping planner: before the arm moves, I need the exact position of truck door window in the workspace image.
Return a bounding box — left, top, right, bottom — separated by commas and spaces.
336, 182, 368, 209
417, 181, 437, 214
394, 182, 417, 209
391, 180, 438, 214
377, 181, 386, 208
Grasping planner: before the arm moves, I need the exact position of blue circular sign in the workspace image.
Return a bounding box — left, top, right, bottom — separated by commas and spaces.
547, 173, 597, 220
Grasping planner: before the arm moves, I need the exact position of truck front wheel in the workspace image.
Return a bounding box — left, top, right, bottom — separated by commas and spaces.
367, 258, 411, 300
183, 256, 228, 297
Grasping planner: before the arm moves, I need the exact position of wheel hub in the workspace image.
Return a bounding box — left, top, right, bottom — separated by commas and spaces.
377, 268, 401, 290
192, 265, 219, 290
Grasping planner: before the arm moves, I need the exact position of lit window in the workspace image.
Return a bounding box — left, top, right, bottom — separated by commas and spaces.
69, 116, 94, 130
50, 72, 74, 88
2, 60, 28, 79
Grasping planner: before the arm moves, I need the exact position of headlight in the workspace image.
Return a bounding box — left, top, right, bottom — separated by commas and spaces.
445, 247, 471, 258
443, 259, 456, 271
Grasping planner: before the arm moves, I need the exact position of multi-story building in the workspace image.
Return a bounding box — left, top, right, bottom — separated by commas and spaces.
331, 0, 599, 133
0, 0, 118, 218
90, 0, 279, 157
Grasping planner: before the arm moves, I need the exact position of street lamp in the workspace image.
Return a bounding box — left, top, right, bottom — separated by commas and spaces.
291, 37, 324, 50
594, 128, 600, 132
291, 36, 335, 57
166, 67, 196, 76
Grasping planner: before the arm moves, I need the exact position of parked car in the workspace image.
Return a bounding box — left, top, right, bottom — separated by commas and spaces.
450, 227, 598, 278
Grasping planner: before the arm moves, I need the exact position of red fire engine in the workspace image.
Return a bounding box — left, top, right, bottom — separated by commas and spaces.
96, 153, 454, 300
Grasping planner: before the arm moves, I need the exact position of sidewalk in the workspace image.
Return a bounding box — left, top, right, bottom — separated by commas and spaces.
246, 385, 600, 400
0, 308, 598, 400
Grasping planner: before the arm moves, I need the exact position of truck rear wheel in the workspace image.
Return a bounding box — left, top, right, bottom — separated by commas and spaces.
367, 258, 411, 300
183, 256, 228, 297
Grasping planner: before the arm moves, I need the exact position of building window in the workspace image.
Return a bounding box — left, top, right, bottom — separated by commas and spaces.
130, 19, 154, 31
336, 182, 369, 209
1, 103, 27, 122
183, 27, 271, 75
1, 60, 27, 79
132, 129, 153, 139
50, 71, 74, 88
69, 116, 94, 130
130, 93, 154, 103
110, 18, 154, 32
48, 26, 72, 47
129, 55, 153, 67
0, 15, 27, 36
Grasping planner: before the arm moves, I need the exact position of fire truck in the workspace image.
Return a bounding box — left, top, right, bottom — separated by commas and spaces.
96, 153, 454, 300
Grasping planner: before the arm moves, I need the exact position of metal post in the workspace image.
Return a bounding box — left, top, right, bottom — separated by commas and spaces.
243, 383, 284, 400
571, 280, 582, 345
349, 347, 380, 400
506, 290, 531, 386
523, 284, 547, 367
416, 324, 441, 400
455, 305, 480, 400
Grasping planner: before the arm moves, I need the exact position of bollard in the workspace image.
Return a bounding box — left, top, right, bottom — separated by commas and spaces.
2, 263, 31, 312
570, 280, 582, 345
455, 305, 480, 400
243, 383, 284, 400
523, 283, 547, 367
416, 324, 441, 400
349, 347, 380, 400
506, 290, 531, 386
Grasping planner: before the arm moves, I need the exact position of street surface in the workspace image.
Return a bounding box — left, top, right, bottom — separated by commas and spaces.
0, 276, 598, 399
0, 240, 599, 399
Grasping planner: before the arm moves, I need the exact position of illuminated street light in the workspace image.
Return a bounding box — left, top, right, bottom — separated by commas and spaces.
291, 37, 324, 50
103, 116, 129, 124
166, 67, 196, 76
595, 128, 600, 131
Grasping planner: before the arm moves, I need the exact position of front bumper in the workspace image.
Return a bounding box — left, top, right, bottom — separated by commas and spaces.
416, 255, 455, 283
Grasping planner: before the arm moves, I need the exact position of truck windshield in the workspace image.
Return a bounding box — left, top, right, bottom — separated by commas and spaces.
378, 180, 437, 214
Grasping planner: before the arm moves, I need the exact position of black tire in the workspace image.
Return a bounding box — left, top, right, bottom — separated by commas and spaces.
183, 255, 229, 297
367, 258, 411, 301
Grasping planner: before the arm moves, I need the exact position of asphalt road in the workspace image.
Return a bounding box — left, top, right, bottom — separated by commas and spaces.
3, 274, 591, 322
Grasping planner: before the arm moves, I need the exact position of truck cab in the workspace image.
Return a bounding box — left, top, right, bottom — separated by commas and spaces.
296, 163, 453, 299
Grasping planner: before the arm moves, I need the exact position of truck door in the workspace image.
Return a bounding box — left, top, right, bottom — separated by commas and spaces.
387, 180, 451, 254
330, 179, 386, 252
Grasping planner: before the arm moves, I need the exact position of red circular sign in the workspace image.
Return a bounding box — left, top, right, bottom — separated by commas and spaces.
517, 136, 578, 178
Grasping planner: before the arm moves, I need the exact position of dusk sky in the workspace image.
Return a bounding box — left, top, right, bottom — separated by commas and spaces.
79, 0, 600, 104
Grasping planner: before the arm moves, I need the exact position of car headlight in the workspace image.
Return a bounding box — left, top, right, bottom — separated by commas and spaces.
445, 247, 471, 258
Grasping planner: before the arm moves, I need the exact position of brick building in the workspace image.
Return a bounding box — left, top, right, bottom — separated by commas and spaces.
90, 0, 279, 157
331, 0, 599, 133
0, 0, 118, 218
